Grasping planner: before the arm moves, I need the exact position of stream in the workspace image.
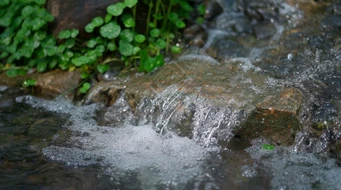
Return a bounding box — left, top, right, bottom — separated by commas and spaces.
2, 0, 341, 189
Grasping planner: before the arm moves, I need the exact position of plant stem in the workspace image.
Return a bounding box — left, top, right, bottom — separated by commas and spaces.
153, 0, 161, 26
145, 0, 153, 36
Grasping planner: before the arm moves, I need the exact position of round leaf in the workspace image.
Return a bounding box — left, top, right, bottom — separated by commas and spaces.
21, 5, 34, 17
34, 0, 46, 5
22, 79, 36, 87
65, 38, 75, 49
119, 40, 133, 56
97, 64, 110, 73
124, 0, 138, 8
175, 20, 186, 28
100, 22, 121, 39
104, 14, 112, 23
107, 2, 126, 16
171, 46, 181, 53
134, 34, 146, 43
85, 23, 95, 33
107, 42, 117, 51
37, 62, 47, 72
92, 16, 104, 27
87, 38, 97, 48
179, 1, 193, 11
58, 30, 71, 39
150, 28, 160, 38
121, 13, 135, 28
119, 29, 134, 42
31, 17, 46, 31
70, 29, 79, 38
72, 56, 90, 66
6, 69, 18, 77
0, 0, 9, 6
155, 38, 166, 49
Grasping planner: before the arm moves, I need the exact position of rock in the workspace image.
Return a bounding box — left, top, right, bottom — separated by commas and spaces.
252, 21, 276, 39
205, 0, 224, 20
321, 15, 341, 31
0, 69, 81, 100
257, 88, 302, 115
234, 108, 301, 146
35, 69, 81, 100
46, 0, 123, 37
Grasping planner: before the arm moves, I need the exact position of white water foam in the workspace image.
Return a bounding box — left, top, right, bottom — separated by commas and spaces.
16, 96, 210, 188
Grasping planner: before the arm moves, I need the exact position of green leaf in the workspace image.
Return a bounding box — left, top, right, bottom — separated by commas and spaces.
0, 0, 9, 6
6, 69, 18, 77
124, 0, 138, 8
119, 40, 133, 56
134, 34, 146, 43
179, 1, 193, 11
31, 17, 46, 31
107, 42, 117, 51
150, 28, 160, 38
119, 29, 134, 42
104, 14, 112, 23
49, 59, 58, 69
168, 12, 179, 22
107, 2, 126, 16
85, 23, 95, 33
171, 46, 181, 53
100, 21, 121, 39
21, 5, 34, 17
65, 38, 75, 49
81, 72, 89, 79
133, 46, 140, 54
97, 64, 110, 73
36, 8, 54, 22
34, 31, 47, 41
197, 4, 206, 16
34, 0, 46, 5
0, 12, 13, 27
155, 54, 164, 66
121, 13, 135, 28
72, 56, 90, 66
195, 17, 205, 25
22, 79, 36, 87
92, 16, 104, 27
175, 20, 186, 28
148, 22, 156, 28
95, 45, 105, 55
0, 51, 9, 59
37, 62, 47, 72
57, 44, 66, 53
58, 30, 71, 39
70, 29, 79, 38
155, 38, 166, 49
79, 82, 91, 93
262, 144, 275, 150
87, 38, 97, 48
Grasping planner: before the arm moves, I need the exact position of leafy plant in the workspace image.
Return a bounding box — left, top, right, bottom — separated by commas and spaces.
0, 0, 205, 93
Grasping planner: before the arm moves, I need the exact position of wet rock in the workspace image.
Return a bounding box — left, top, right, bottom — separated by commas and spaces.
0, 69, 81, 100
46, 0, 122, 37
257, 88, 302, 115
205, 0, 224, 20
184, 24, 208, 47
234, 108, 301, 146
238, 0, 280, 22
252, 21, 277, 39
321, 15, 341, 30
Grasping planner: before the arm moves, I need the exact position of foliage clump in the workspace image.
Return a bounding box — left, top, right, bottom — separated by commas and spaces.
0, 0, 205, 91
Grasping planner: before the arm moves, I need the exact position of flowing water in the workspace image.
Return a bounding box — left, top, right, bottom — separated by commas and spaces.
2, 0, 341, 189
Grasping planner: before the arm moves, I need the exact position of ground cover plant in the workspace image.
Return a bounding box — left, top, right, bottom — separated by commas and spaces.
0, 0, 205, 92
